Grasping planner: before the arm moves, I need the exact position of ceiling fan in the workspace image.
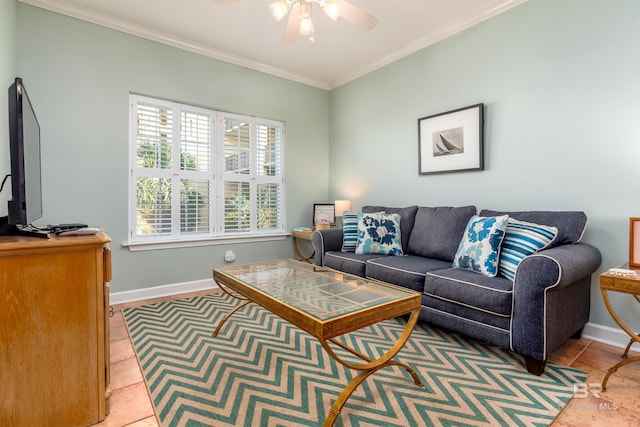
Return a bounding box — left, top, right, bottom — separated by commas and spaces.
214, 0, 379, 43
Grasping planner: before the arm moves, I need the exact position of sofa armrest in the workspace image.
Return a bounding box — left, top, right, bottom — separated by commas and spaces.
515, 242, 602, 291
511, 242, 601, 360
311, 228, 344, 266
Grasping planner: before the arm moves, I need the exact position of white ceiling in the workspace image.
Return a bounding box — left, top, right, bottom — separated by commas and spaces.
20, 0, 526, 89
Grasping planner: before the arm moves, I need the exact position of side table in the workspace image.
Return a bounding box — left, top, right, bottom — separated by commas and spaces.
599, 263, 640, 391
292, 229, 314, 263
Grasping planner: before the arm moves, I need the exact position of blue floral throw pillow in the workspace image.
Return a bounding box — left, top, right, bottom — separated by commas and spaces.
453, 215, 509, 277
355, 212, 403, 256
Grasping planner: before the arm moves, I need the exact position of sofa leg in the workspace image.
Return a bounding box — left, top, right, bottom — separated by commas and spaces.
571, 327, 584, 339
524, 356, 546, 376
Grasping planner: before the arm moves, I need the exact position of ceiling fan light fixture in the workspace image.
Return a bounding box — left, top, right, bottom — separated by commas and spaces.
321, 0, 339, 20
299, 16, 314, 37
270, 0, 291, 21
257, 0, 377, 43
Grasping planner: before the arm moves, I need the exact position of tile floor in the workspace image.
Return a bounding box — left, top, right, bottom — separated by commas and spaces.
94, 290, 640, 427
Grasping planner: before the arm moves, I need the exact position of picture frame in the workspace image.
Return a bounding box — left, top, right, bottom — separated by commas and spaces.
418, 103, 484, 175
629, 217, 640, 268
313, 203, 335, 226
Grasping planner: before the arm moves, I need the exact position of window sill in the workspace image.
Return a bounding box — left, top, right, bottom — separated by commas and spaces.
122, 233, 289, 252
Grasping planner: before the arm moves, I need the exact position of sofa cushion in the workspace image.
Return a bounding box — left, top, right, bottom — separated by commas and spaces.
453, 215, 508, 277
341, 211, 359, 252
366, 255, 451, 292
323, 251, 383, 277
498, 218, 558, 281
479, 210, 586, 248
406, 205, 477, 262
356, 212, 403, 255
421, 295, 512, 332
425, 268, 514, 317
362, 205, 418, 251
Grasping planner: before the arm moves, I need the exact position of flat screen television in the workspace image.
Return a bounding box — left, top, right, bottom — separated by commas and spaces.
1, 77, 45, 237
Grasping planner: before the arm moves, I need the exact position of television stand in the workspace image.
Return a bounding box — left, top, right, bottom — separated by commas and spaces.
0, 216, 49, 238
0, 230, 112, 425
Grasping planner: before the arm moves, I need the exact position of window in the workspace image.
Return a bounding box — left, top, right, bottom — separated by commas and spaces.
128, 95, 285, 248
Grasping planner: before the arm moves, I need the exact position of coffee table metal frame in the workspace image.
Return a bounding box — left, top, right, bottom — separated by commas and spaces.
212, 259, 424, 426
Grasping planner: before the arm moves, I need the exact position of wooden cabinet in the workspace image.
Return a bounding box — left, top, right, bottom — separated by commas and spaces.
0, 230, 112, 426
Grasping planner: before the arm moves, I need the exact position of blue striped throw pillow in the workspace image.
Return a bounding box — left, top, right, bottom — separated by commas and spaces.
341, 212, 359, 252
499, 218, 558, 281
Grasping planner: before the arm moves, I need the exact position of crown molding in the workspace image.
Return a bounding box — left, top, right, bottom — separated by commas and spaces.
19, 0, 526, 90
18, 0, 331, 90
329, 0, 527, 88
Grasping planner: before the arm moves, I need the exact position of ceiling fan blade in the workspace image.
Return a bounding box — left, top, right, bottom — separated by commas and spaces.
335, 0, 379, 31
283, 3, 301, 43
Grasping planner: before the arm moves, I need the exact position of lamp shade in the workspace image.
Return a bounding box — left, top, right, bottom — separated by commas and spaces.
334, 200, 352, 217
299, 16, 314, 36
270, 1, 290, 21
322, 1, 339, 20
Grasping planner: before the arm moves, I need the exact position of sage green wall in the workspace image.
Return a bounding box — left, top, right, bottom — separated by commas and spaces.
0, 0, 18, 214
17, 4, 330, 292
329, 0, 640, 329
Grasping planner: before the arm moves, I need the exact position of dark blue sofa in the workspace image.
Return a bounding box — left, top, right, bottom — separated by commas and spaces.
311, 205, 602, 375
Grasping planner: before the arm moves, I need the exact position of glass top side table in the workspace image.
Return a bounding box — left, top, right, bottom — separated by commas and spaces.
292, 228, 314, 263
599, 263, 640, 391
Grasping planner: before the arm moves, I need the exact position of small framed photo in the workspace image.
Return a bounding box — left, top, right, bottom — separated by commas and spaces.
313, 203, 335, 226
418, 103, 484, 175
629, 217, 640, 267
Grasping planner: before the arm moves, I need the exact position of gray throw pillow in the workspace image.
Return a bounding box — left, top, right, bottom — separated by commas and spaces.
406, 206, 477, 262
478, 210, 587, 248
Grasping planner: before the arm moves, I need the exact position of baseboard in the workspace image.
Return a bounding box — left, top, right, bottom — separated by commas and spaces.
110, 278, 219, 305
111, 282, 638, 353
583, 322, 640, 352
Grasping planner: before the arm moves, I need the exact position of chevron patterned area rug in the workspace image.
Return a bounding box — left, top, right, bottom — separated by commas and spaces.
123, 293, 586, 427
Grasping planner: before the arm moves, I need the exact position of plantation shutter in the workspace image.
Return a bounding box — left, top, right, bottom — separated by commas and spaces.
180, 110, 212, 234
134, 101, 174, 237
129, 94, 284, 243
223, 117, 251, 233
255, 123, 282, 231
220, 115, 284, 235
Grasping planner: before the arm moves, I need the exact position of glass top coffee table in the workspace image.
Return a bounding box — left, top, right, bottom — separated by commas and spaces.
212, 259, 424, 426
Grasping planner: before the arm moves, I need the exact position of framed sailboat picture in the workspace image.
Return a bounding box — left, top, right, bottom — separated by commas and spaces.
418, 104, 484, 175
